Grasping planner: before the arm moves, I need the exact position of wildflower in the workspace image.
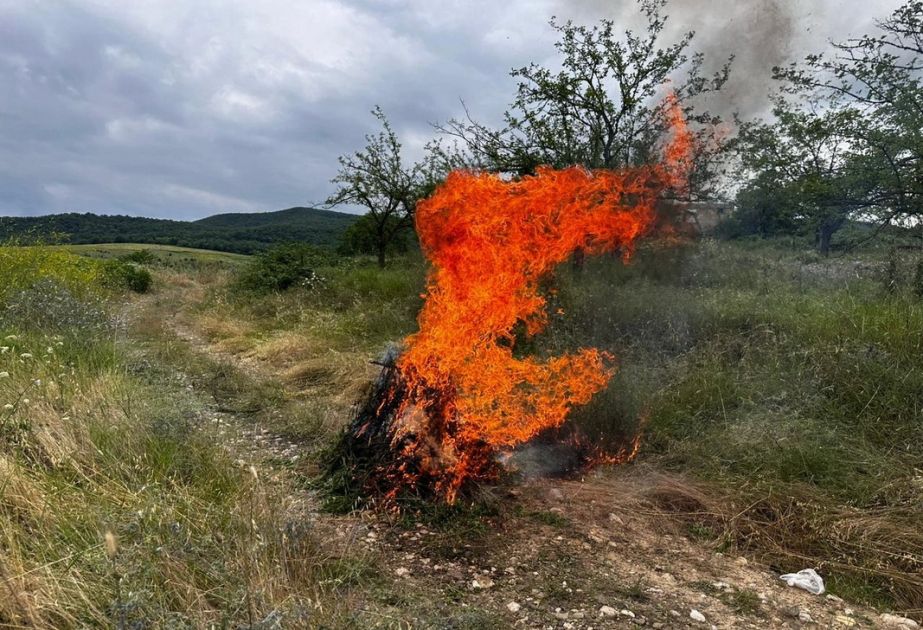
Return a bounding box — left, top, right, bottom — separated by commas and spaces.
19, 353, 32, 359
21, 398, 30, 405
0, 372, 8, 379
0, 347, 8, 354
3, 404, 13, 410
46, 347, 53, 354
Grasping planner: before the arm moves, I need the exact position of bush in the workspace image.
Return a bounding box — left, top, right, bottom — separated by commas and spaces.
0, 245, 104, 304
237, 243, 335, 293
1, 278, 113, 335
102, 260, 153, 293
119, 248, 156, 265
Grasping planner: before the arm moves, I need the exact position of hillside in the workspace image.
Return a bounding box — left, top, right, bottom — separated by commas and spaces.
0, 206, 358, 254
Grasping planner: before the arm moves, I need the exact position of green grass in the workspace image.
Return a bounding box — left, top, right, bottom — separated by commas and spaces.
59, 243, 250, 267
201, 239, 923, 611
0, 246, 369, 627
541, 239, 923, 611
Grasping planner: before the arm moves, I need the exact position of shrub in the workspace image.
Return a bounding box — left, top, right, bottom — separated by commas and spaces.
1, 278, 113, 335
237, 243, 334, 293
0, 245, 103, 304
119, 248, 156, 265
102, 260, 153, 293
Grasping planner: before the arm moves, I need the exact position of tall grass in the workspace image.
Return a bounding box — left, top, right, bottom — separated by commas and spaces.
0, 245, 106, 304
0, 246, 364, 627
549, 240, 923, 611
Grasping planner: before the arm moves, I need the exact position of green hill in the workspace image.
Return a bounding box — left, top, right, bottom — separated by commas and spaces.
0, 207, 358, 254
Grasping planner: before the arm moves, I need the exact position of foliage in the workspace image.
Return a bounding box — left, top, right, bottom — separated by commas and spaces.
337, 212, 414, 257
734, 99, 864, 254
0, 206, 358, 254
437, 0, 732, 197
328, 108, 441, 267
540, 239, 923, 609
236, 242, 335, 293
102, 260, 153, 293
0, 245, 107, 305
1, 278, 114, 336
735, 0, 923, 253
118, 248, 155, 264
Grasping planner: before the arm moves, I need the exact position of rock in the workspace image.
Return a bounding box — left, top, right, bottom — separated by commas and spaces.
620, 609, 636, 618
826, 594, 844, 604
471, 576, 494, 589
599, 605, 617, 618
690, 609, 707, 623
506, 602, 521, 613
784, 606, 801, 619
734, 556, 749, 566
799, 610, 814, 624
834, 615, 857, 627
395, 567, 410, 578
548, 488, 564, 501
880, 614, 921, 629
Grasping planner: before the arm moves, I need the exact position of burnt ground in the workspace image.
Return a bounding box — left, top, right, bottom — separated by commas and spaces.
130, 286, 917, 630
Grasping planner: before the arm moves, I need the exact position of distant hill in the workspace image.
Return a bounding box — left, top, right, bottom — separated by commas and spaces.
0, 207, 359, 254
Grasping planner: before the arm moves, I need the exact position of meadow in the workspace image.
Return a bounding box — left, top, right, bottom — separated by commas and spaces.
1, 238, 921, 626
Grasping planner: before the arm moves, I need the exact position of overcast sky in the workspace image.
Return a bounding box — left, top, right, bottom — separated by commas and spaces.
0, 0, 901, 219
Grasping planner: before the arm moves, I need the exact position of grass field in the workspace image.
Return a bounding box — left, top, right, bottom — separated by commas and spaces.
2, 239, 922, 626
58, 242, 251, 265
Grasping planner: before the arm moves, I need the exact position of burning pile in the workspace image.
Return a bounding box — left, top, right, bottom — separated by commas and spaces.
328, 97, 693, 506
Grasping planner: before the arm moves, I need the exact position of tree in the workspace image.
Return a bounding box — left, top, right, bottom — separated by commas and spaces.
329, 108, 437, 267
735, 98, 866, 255
437, 0, 732, 198
337, 212, 414, 257
767, 0, 923, 248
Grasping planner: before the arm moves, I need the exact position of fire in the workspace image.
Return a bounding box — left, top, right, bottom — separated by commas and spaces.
372, 96, 693, 503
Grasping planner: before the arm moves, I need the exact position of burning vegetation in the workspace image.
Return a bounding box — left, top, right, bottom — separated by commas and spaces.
325, 96, 693, 506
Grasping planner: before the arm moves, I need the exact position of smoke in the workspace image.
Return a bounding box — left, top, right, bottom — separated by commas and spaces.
553, 0, 897, 119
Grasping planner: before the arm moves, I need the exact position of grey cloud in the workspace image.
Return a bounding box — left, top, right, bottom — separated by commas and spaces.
0, 0, 907, 218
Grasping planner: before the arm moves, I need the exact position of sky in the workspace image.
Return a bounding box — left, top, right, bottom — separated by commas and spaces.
0, 0, 901, 219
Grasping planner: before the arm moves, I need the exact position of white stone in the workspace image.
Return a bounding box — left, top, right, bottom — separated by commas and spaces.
599, 606, 617, 618
506, 602, 521, 613
471, 576, 494, 589
690, 609, 707, 623
880, 614, 921, 629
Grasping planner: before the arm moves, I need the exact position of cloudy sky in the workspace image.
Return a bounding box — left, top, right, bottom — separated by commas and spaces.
0, 0, 901, 219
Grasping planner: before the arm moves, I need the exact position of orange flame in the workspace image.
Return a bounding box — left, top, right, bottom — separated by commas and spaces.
387, 96, 693, 502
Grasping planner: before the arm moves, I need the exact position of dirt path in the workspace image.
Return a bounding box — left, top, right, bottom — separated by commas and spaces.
126, 283, 908, 629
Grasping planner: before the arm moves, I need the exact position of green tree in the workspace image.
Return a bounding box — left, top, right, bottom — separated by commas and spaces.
328, 108, 439, 267
763, 0, 923, 249
735, 99, 864, 255
437, 0, 732, 197
337, 212, 413, 257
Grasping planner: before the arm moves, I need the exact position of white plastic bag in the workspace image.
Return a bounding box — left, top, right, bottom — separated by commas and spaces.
779, 569, 825, 595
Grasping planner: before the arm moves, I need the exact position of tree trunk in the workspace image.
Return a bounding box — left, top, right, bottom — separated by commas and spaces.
816, 217, 842, 257
817, 226, 833, 257
377, 246, 387, 268
572, 247, 585, 272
